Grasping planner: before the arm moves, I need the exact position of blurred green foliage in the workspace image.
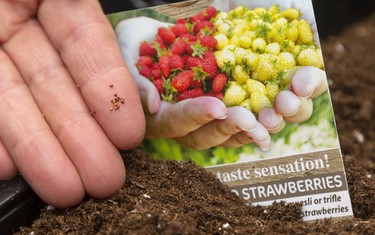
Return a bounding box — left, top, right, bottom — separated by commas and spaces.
139, 92, 337, 167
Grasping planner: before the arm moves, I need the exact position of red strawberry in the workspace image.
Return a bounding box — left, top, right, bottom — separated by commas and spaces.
178, 88, 205, 101
185, 41, 195, 56
159, 56, 170, 78
137, 56, 153, 68
186, 56, 202, 69
176, 18, 187, 24
207, 91, 224, 100
188, 40, 207, 58
171, 23, 189, 36
169, 55, 185, 70
171, 70, 194, 93
212, 73, 228, 93
190, 12, 205, 23
180, 34, 196, 42
153, 79, 165, 94
153, 35, 167, 49
189, 80, 204, 89
201, 51, 218, 78
139, 65, 152, 79
199, 35, 217, 49
151, 64, 162, 80
171, 39, 186, 55
158, 27, 176, 45
203, 6, 217, 20
194, 21, 214, 34
139, 41, 157, 57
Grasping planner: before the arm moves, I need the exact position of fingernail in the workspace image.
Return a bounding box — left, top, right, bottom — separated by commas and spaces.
256, 135, 271, 151
276, 90, 302, 117
211, 107, 227, 120
260, 145, 271, 152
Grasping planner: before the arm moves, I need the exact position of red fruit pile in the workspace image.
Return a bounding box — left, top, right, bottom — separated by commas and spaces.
136, 6, 228, 102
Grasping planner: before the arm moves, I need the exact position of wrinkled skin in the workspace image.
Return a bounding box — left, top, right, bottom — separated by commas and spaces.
0, 0, 145, 208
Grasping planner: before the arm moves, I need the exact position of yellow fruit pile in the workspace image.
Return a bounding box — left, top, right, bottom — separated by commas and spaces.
213, 5, 324, 115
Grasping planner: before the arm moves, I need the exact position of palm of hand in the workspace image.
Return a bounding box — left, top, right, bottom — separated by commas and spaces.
0, 1, 145, 208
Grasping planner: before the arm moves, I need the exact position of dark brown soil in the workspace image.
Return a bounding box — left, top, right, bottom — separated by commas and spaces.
16, 11, 375, 235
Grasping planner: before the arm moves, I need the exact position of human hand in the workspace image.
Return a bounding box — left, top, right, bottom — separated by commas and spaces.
0, 1, 145, 208
116, 17, 271, 150
213, 0, 328, 133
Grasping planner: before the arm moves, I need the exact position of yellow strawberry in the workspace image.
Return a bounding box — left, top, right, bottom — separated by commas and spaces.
223, 82, 248, 106
215, 49, 236, 74
253, 7, 267, 17
217, 22, 233, 36
316, 48, 325, 68
268, 4, 280, 15
240, 98, 252, 111
297, 20, 313, 44
265, 81, 280, 102
255, 22, 274, 40
271, 21, 287, 43
214, 12, 228, 22
243, 30, 257, 40
280, 39, 295, 52
279, 66, 301, 86
250, 92, 272, 114
243, 52, 260, 71
265, 42, 281, 55
297, 48, 323, 68
239, 35, 252, 49
230, 35, 240, 46
215, 33, 229, 50
275, 52, 296, 70
281, 8, 301, 21
232, 24, 245, 37
271, 13, 283, 22
248, 19, 263, 30
254, 57, 277, 82
246, 78, 266, 95
233, 6, 248, 17
285, 23, 299, 42
234, 47, 247, 64
289, 44, 302, 57
233, 65, 250, 84
232, 19, 247, 26
274, 17, 288, 26
252, 38, 267, 53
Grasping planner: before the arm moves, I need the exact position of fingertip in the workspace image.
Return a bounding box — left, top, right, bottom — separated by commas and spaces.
284, 98, 313, 123
291, 66, 328, 98
192, 96, 227, 120
274, 90, 302, 117
258, 108, 285, 133
41, 174, 86, 209
84, 157, 126, 199
0, 161, 18, 180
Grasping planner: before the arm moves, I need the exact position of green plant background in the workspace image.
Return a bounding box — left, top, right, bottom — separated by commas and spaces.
108, 7, 339, 167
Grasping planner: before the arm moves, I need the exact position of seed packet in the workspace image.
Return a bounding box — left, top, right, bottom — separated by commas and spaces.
107, 0, 353, 221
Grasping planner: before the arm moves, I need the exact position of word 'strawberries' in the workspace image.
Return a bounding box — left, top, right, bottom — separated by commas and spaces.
136, 4, 324, 116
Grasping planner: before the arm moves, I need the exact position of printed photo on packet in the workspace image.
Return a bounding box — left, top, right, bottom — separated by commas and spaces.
107, 0, 353, 221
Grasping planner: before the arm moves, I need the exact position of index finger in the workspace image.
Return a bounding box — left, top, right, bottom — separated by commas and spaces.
38, 0, 145, 149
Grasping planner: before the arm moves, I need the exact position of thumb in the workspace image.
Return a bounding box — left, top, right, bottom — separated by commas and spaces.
120, 46, 161, 114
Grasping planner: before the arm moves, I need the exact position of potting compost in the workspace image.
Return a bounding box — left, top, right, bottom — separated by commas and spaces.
12, 1, 375, 235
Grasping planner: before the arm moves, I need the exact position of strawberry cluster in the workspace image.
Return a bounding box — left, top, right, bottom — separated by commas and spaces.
136, 6, 228, 102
